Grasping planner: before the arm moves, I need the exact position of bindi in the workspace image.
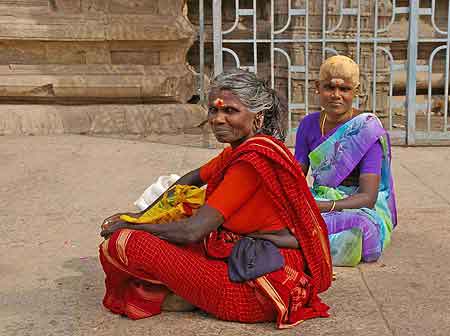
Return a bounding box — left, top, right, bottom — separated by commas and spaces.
330, 78, 345, 86
214, 98, 225, 108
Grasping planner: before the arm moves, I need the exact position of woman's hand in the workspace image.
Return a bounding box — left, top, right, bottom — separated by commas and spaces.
315, 174, 381, 212
101, 212, 138, 230
100, 220, 132, 239
248, 229, 299, 249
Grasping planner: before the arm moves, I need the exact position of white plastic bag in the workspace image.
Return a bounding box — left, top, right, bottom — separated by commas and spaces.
134, 174, 180, 211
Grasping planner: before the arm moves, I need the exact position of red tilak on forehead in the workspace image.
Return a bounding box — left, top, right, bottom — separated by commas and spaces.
214, 98, 225, 108
330, 78, 345, 86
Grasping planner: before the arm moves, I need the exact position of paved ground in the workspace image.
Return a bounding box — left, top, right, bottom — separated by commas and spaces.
1, 135, 449, 336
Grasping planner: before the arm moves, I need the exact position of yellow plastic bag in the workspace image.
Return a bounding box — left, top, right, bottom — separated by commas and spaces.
120, 185, 205, 225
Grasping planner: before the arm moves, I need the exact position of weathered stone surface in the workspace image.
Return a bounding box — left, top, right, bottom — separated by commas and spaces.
0, 104, 207, 136
0, 64, 195, 103
106, 14, 194, 42
0, 12, 106, 41
0, 6, 194, 42
0, 0, 196, 105
108, 0, 159, 14
0, 106, 65, 135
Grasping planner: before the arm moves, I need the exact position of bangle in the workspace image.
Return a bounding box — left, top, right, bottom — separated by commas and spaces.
329, 201, 336, 212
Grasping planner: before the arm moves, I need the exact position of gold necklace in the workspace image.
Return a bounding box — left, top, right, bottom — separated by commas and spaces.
321, 109, 354, 137
320, 113, 327, 137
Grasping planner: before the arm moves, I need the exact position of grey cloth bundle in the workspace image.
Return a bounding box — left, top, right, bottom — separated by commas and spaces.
228, 237, 285, 282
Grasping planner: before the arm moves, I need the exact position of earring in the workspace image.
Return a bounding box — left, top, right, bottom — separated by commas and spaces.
315, 90, 319, 94
253, 114, 263, 132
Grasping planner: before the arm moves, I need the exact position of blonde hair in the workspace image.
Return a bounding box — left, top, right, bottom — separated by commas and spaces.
319, 55, 360, 87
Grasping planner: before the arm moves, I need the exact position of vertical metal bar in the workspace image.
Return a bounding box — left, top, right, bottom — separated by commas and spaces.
355, 0, 361, 108
322, 0, 326, 60
199, 0, 205, 102
372, 0, 378, 115
305, 0, 309, 115
427, 57, 432, 133
405, 0, 419, 145
444, 3, 450, 133
270, 0, 275, 88
253, 0, 258, 74
213, 0, 223, 76
288, 68, 292, 144
388, 65, 394, 131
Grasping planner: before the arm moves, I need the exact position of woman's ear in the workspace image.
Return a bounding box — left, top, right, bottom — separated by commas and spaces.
253, 112, 264, 131
353, 83, 361, 96
315, 80, 320, 94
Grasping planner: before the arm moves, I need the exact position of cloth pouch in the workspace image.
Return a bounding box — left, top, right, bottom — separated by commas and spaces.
228, 237, 285, 282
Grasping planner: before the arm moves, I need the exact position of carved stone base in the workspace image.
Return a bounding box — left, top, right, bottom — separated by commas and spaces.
0, 104, 207, 136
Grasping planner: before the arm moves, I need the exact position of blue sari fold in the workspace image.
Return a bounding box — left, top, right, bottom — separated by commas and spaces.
309, 113, 397, 266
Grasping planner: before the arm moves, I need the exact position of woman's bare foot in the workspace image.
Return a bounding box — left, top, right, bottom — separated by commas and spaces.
162, 293, 196, 312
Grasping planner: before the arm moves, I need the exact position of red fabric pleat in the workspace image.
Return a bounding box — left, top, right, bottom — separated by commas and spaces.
100, 230, 276, 323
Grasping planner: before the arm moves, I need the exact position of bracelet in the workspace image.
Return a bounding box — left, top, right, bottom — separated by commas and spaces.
329, 201, 336, 212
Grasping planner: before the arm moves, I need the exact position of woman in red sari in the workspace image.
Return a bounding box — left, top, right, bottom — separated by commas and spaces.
99, 70, 332, 328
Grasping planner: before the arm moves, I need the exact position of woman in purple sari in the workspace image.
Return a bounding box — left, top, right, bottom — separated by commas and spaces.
295, 56, 397, 266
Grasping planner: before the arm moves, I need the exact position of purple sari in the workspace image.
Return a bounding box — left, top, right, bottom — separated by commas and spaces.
297, 113, 397, 266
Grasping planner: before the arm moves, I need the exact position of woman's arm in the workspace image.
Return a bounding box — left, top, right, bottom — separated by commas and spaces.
101, 204, 224, 245
299, 163, 309, 177
248, 228, 299, 249
316, 173, 380, 212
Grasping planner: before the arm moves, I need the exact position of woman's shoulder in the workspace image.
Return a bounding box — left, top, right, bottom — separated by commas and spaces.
299, 111, 321, 126
200, 146, 233, 182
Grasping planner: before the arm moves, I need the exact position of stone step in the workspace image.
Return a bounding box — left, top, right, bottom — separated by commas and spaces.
0, 103, 207, 136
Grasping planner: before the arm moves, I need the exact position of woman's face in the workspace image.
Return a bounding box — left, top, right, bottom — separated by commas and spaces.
316, 77, 356, 117
208, 89, 257, 148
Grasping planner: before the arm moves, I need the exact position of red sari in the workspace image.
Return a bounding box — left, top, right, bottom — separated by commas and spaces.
99, 135, 332, 328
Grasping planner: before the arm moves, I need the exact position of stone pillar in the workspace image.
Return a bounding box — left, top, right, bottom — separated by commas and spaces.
0, 0, 207, 137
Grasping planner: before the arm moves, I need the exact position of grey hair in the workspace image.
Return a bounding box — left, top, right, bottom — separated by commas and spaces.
209, 69, 287, 142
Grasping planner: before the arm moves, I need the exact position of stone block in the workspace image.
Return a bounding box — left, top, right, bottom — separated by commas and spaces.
81, 0, 108, 13
0, 41, 47, 65
0, 104, 206, 136
45, 42, 111, 64
50, 0, 82, 13
58, 107, 91, 134
106, 15, 195, 42
110, 50, 160, 65
0, 105, 64, 135
0, 12, 107, 41
1, 0, 48, 7
142, 65, 196, 103
124, 105, 149, 134
108, 41, 188, 65
0, 64, 195, 103
157, 0, 187, 16
0, 8, 193, 43
0, 109, 21, 135
88, 106, 128, 134
109, 0, 159, 14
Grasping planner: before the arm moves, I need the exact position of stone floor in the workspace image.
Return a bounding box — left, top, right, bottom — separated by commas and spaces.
1, 135, 449, 336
